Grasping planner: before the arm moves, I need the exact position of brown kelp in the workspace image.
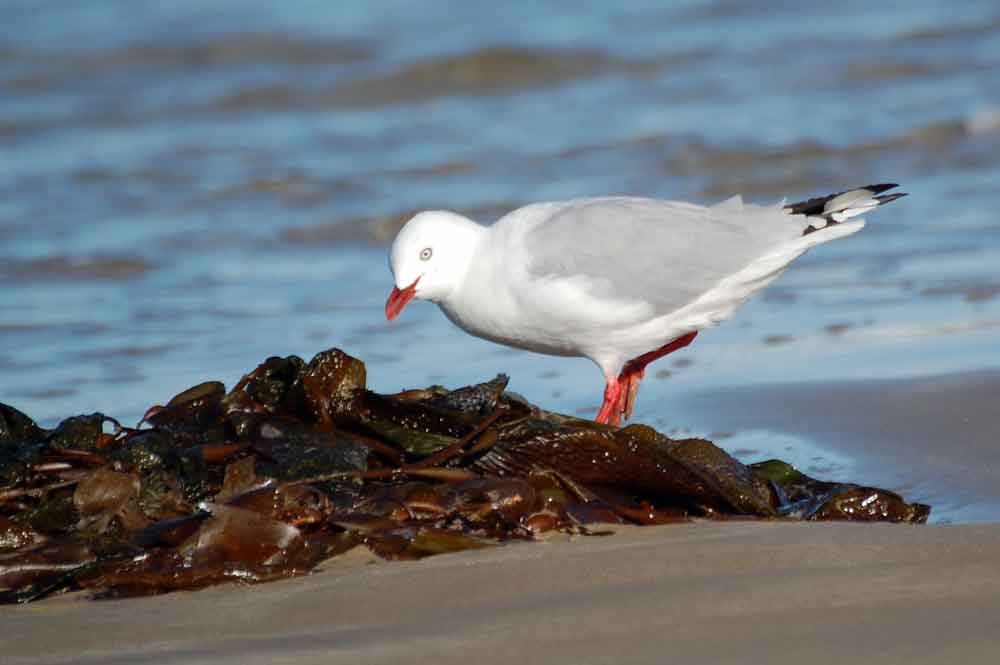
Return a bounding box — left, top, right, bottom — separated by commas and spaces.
0, 348, 930, 603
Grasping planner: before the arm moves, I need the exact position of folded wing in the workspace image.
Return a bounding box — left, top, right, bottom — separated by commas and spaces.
518, 196, 810, 315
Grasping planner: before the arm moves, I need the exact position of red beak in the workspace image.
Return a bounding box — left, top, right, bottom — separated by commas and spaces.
385, 277, 420, 320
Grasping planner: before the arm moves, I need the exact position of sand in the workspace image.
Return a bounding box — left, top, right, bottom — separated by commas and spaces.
4, 521, 1000, 665
5, 370, 999, 663
680, 369, 1000, 522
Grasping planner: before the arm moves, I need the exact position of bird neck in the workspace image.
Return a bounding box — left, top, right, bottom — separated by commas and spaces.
432, 219, 489, 306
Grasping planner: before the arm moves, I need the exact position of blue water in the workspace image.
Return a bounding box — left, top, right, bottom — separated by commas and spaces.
2, 1, 999, 518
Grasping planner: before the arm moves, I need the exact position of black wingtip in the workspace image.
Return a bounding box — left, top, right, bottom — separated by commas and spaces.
785, 182, 906, 217
865, 183, 899, 194
874, 192, 908, 205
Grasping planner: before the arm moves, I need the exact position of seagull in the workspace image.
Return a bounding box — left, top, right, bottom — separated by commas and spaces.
385, 184, 906, 426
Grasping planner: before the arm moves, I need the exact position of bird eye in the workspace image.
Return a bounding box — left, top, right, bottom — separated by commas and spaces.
419, 247, 432, 261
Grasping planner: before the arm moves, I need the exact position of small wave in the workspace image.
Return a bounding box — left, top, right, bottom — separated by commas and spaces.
75, 344, 178, 360
212, 46, 655, 111
5, 33, 370, 77
0, 321, 109, 336
332, 46, 632, 105
838, 59, 959, 84
201, 173, 353, 207
921, 281, 1000, 303
1, 255, 153, 282
664, 112, 999, 197
897, 17, 1000, 43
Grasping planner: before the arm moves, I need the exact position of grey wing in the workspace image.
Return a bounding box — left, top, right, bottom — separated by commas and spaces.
519, 196, 808, 313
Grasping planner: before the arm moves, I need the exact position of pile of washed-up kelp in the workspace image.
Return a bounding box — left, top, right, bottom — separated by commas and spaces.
0, 348, 930, 603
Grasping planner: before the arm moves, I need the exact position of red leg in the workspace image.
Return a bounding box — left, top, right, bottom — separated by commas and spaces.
620, 372, 643, 422
616, 331, 698, 423
622, 332, 698, 377
595, 378, 623, 426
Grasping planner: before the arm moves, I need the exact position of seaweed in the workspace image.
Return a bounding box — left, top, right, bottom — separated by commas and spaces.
0, 347, 930, 603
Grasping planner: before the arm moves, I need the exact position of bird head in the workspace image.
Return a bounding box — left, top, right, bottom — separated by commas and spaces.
386, 211, 482, 320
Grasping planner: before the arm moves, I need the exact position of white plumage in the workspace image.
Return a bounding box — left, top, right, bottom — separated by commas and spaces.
385, 184, 905, 425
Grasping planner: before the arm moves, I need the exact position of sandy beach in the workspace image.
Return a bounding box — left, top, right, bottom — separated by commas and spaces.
4, 522, 1000, 665
5, 361, 999, 664
5, 368, 997, 664
681, 369, 1000, 522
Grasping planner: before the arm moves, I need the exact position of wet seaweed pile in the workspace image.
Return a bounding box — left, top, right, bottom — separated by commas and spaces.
0, 348, 930, 604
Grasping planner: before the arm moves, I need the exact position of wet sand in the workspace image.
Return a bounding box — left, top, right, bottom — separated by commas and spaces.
3, 522, 999, 665
680, 368, 1000, 522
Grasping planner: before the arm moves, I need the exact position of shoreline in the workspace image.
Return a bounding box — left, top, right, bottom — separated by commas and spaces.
679, 367, 1000, 523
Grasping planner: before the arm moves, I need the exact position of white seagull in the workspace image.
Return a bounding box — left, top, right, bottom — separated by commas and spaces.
385, 184, 906, 426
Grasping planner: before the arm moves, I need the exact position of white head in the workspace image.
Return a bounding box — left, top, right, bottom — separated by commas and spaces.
385, 210, 484, 320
